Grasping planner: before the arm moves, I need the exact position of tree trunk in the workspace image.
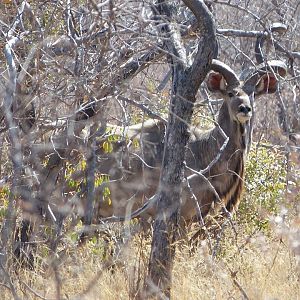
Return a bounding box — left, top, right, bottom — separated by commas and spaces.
144, 0, 217, 298
146, 81, 194, 298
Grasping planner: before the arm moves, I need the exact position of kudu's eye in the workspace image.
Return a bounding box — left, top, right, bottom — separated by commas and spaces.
228, 92, 234, 97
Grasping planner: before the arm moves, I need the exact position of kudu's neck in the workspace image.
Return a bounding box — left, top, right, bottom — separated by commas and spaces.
215, 102, 249, 153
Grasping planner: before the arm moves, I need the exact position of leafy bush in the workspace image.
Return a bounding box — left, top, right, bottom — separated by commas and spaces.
238, 144, 287, 233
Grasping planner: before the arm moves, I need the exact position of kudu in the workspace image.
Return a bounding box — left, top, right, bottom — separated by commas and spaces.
94, 59, 287, 225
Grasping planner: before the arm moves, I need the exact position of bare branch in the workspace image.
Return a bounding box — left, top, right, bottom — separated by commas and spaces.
183, 0, 217, 90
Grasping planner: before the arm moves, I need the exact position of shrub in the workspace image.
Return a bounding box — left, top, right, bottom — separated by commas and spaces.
238, 144, 287, 233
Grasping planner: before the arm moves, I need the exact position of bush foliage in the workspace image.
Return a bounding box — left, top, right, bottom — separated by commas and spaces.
238, 144, 287, 233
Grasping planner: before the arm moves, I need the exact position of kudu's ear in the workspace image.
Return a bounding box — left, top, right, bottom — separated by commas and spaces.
255, 61, 287, 95
255, 73, 279, 95
206, 72, 227, 93
244, 60, 287, 96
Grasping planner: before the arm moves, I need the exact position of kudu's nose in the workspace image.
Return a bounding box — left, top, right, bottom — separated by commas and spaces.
238, 104, 251, 114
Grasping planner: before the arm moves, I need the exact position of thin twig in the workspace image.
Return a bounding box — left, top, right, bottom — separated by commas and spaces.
226, 264, 250, 300
20, 280, 52, 300
0, 263, 21, 300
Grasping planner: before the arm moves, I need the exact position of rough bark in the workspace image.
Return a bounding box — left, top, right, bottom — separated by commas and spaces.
145, 0, 216, 298
0, 35, 23, 280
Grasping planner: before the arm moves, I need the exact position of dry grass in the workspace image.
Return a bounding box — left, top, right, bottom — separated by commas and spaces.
173, 239, 299, 300
1, 222, 299, 300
